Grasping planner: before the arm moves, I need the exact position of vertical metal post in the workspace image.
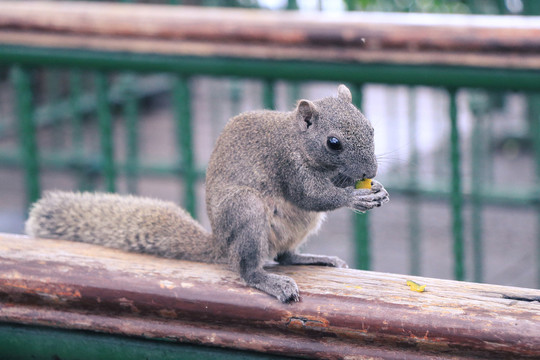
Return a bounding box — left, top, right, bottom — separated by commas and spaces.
523, 0, 540, 15
287, 0, 299, 9
96, 71, 116, 193
12, 65, 40, 208
448, 88, 465, 281
263, 79, 276, 110
122, 74, 139, 194
173, 75, 196, 217
408, 88, 421, 276
352, 83, 371, 270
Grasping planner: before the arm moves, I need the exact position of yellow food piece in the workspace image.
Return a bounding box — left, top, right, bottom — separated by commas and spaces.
355, 178, 372, 189
406, 280, 426, 292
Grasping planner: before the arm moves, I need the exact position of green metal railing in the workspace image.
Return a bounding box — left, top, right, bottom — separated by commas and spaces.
1, 1, 540, 289
3, 53, 540, 283
4, 57, 540, 284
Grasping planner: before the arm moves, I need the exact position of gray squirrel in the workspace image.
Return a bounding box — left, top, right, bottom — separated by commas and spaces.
26, 84, 389, 303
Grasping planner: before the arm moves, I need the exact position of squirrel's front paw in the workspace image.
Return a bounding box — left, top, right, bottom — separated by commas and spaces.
349, 180, 389, 212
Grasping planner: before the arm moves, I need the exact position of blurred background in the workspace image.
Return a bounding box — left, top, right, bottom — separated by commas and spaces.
1, 0, 539, 289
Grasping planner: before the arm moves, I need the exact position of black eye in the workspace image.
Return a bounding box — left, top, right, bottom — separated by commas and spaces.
326, 136, 342, 151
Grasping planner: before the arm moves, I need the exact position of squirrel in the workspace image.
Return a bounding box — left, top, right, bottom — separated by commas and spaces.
25, 84, 389, 303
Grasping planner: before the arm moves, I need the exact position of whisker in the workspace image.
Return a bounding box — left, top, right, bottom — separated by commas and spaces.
377, 157, 409, 165
377, 145, 409, 157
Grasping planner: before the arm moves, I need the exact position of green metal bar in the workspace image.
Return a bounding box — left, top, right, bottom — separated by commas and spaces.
0, 323, 289, 360
407, 87, 421, 276
263, 79, 276, 110
3, 46, 540, 91
173, 75, 196, 217
11, 65, 40, 207
523, 0, 540, 15
355, 211, 370, 270
122, 73, 139, 194
96, 71, 116, 193
286, 0, 299, 10
448, 88, 465, 281
351, 83, 370, 270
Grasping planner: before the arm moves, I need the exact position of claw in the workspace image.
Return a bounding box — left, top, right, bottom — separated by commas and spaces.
284, 293, 300, 303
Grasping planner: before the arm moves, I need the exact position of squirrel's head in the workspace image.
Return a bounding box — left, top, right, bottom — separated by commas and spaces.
295, 84, 377, 181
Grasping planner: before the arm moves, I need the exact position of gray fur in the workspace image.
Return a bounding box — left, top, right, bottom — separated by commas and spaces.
26, 192, 218, 263
26, 85, 389, 303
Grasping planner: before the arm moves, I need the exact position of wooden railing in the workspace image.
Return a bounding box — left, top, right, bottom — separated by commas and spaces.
1, 0, 540, 299
1, 1, 540, 70
0, 233, 539, 359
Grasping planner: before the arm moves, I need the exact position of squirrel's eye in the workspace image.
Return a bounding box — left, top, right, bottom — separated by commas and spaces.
326, 136, 342, 151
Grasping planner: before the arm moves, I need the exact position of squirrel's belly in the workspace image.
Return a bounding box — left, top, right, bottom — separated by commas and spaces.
267, 198, 325, 256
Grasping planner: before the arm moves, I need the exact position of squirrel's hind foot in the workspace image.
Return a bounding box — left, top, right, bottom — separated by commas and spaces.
245, 270, 300, 303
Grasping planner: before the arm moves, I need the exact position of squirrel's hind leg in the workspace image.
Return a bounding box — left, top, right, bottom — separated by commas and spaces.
224, 191, 300, 303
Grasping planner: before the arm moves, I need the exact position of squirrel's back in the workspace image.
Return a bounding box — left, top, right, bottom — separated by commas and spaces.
26, 191, 216, 263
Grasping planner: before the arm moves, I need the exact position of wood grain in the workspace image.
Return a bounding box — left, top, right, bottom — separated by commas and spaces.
0, 1, 540, 69
1, 233, 539, 359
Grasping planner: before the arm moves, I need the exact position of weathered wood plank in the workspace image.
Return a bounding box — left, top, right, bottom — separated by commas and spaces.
0, 1, 539, 69
0, 233, 539, 359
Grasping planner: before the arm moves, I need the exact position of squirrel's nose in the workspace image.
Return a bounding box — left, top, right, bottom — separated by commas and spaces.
363, 168, 377, 180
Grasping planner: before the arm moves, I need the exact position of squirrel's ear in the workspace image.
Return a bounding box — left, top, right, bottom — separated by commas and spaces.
296, 100, 317, 131
337, 84, 352, 103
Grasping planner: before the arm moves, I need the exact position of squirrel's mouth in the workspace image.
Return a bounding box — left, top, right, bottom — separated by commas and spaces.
331, 173, 356, 188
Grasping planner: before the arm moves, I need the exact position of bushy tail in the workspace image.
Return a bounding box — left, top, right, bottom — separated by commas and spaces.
25, 191, 217, 263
